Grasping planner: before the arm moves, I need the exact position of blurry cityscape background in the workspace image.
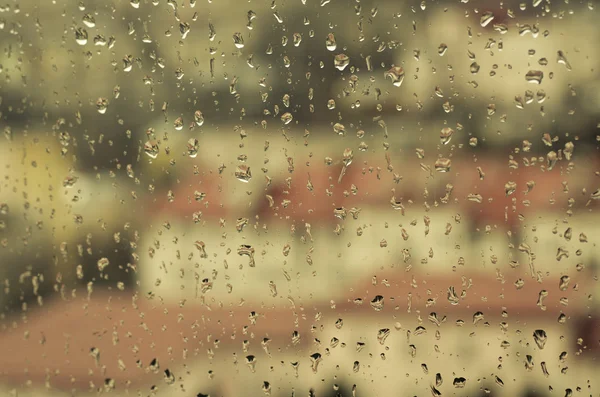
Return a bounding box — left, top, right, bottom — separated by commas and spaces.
0, 0, 599, 396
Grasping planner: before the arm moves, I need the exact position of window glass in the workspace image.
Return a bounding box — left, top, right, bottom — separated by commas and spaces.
0, 1, 599, 396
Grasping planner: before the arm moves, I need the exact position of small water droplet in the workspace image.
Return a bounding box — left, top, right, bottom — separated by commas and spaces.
293, 32, 302, 47
472, 311, 484, 324
547, 151, 558, 170
470, 62, 480, 74
237, 244, 256, 267
245, 355, 257, 372
558, 275, 570, 291
82, 14, 96, 28
193, 110, 204, 126
533, 329, 547, 349
173, 117, 183, 130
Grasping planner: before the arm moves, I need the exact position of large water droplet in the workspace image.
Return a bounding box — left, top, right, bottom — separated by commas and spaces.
557, 50, 572, 71
144, 140, 159, 159
377, 328, 390, 345
384, 66, 405, 87
75, 27, 88, 45
438, 43, 448, 56
480, 11, 494, 27
533, 329, 547, 349
96, 98, 109, 114
97, 257, 110, 271
333, 123, 346, 136
235, 165, 252, 182
434, 158, 451, 172
281, 112, 293, 125
309, 353, 322, 373
326, 33, 337, 51
334, 54, 350, 71
440, 127, 454, 145
233, 32, 245, 48
370, 295, 384, 311
187, 138, 199, 158
525, 70, 544, 84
